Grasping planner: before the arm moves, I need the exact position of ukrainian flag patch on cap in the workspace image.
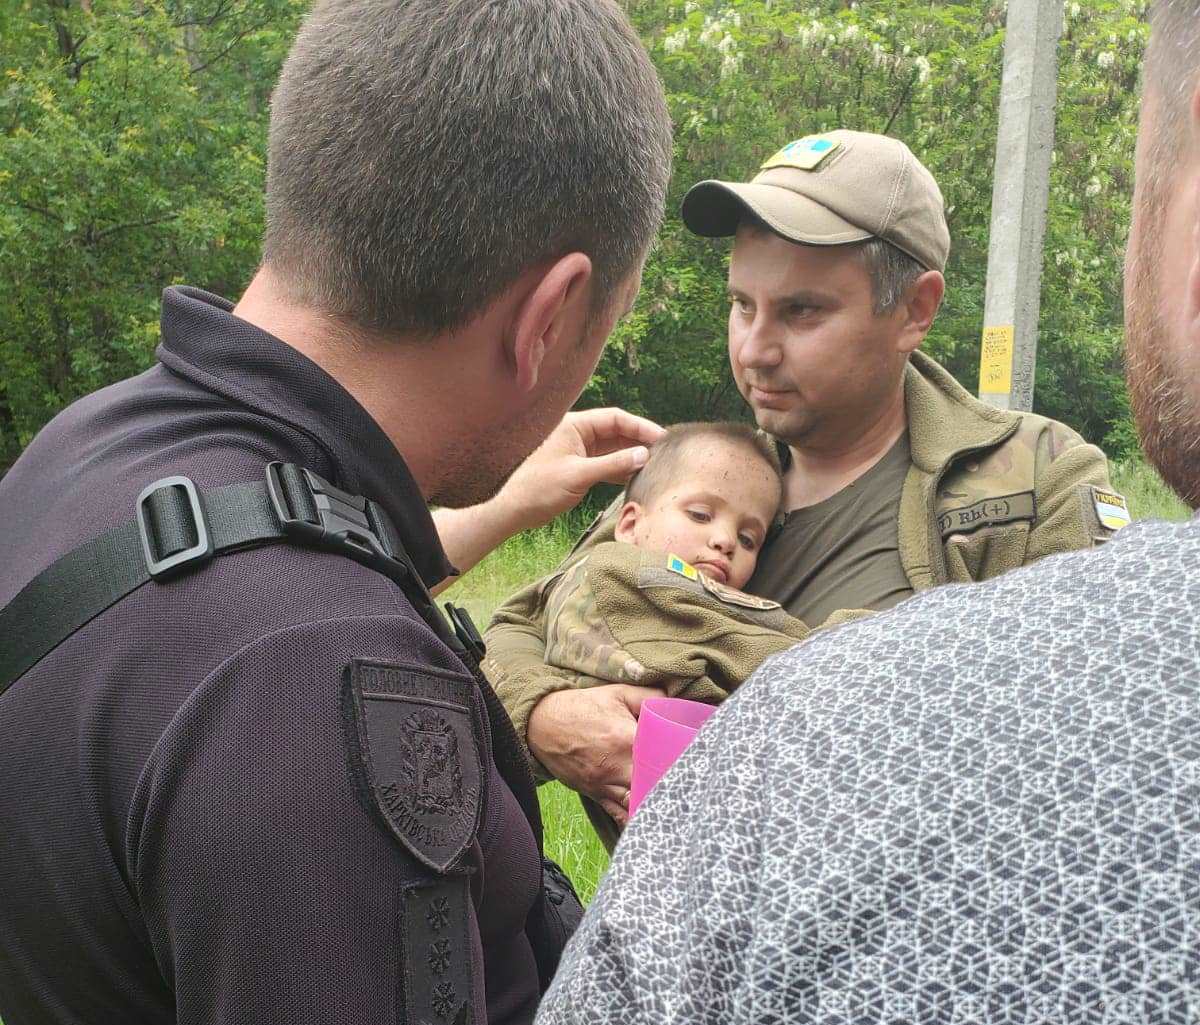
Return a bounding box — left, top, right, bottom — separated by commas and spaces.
667, 554, 700, 580
761, 135, 841, 172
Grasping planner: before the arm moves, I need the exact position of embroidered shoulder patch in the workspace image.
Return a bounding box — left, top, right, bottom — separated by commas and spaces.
667, 553, 700, 580
761, 135, 841, 172
400, 877, 475, 1025
1092, 487, 1131, 531
699, 574, 782, 611
344, 660, 482, 874
938, 491, 1037, 539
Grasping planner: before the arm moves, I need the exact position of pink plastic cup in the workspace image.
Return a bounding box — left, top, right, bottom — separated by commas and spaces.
629, 697, 718, 815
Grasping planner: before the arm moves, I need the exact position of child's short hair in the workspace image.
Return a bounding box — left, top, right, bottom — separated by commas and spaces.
625, 422, 783, 506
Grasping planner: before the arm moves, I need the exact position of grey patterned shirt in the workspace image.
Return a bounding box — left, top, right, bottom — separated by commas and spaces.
537, 517, 1200, 1024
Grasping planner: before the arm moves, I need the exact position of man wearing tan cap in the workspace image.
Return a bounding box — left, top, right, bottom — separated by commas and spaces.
483, 129, 1122, 841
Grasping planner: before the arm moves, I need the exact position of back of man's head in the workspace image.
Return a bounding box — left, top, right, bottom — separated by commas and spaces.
1147, 1, 1200, 162
263, 0, 672, 337
1126, 1, 1200, 506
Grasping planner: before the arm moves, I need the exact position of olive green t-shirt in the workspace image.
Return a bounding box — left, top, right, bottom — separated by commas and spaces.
746, 434, 914, 625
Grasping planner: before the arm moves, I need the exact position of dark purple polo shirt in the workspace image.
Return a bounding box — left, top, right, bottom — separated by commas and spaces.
0, 287, 542, 1024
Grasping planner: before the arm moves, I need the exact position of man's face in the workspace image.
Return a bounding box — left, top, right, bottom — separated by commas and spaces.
1126, 80, 1200, 507
434, 264, 643, 508
616, 439, 780, 590
726, 227, 911, 450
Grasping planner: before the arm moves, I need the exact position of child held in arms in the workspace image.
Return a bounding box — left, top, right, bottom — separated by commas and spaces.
537, 423, 849, 706
525, 422, 868, 845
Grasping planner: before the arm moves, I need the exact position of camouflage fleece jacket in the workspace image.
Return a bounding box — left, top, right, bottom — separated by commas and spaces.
484, 350, 1123, 776
542, 541, 818, 704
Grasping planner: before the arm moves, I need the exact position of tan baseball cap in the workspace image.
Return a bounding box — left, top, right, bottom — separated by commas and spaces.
681, 129, 950, 272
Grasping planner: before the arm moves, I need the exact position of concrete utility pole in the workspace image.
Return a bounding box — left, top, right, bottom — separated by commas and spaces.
977, 0, 1064, 412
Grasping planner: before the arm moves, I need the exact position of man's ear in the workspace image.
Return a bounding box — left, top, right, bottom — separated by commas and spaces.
895, 270, 946, 355
614, 501, 643, 544
509, 252, 593, 393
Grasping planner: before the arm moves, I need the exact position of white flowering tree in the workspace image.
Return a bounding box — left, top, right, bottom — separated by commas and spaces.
0, 0, 1152, 468
584, 0, 1149, 455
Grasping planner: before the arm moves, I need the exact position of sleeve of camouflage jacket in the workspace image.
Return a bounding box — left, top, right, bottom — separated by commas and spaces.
538, 542, 826, 702
537, 550, 725, 706
482, 502, 622, 780
600, 568, 872, 693
1024, 419, 1121, 565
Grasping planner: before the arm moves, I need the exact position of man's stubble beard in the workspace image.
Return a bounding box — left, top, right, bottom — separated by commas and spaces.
1126, 162, 1200, 509
748, 361, 904, 452
743, 387, 820, 448
429, 331, 598, 509
428, 446, 525, 509
757, 409, 819, 449
428, 396, 562, 508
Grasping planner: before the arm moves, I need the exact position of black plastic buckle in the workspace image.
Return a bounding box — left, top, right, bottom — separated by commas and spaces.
265, 462, 409, 587
445, 603, 486, 662
136, 475, 214, 580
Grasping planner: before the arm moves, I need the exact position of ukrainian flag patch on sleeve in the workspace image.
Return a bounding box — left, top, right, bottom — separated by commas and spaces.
667, 554, 700, 580
1092, 487, 1131, 531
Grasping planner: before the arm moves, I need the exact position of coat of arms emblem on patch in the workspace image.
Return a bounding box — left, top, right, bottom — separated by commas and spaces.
401, 708, 467, 817
345, 660, 483, 873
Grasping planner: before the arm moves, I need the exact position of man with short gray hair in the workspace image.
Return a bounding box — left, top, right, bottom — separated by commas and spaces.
0, 1, 670, 1023
487, 129, 1122, 844
536, 2, 1200, 1020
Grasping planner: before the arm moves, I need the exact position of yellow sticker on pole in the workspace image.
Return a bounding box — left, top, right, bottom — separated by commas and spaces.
979, 325, 1015, 395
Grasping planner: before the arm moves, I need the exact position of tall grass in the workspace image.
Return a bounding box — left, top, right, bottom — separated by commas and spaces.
441, 512, 612, 899
1110, 458, 1190, 522
448, 457, 1189, 903
536, 785, 611, 905
442, 510, 590, 628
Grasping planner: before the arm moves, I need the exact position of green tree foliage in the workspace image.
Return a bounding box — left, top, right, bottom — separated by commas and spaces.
0, 0, 304, 470
0, 0, 1149, 473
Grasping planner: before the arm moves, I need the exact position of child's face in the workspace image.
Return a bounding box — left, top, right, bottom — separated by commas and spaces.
614, 439, 780, 590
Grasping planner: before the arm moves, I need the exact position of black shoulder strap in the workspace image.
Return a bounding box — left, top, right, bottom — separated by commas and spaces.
0, 463, 411, 696
0, 462, 549, 837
